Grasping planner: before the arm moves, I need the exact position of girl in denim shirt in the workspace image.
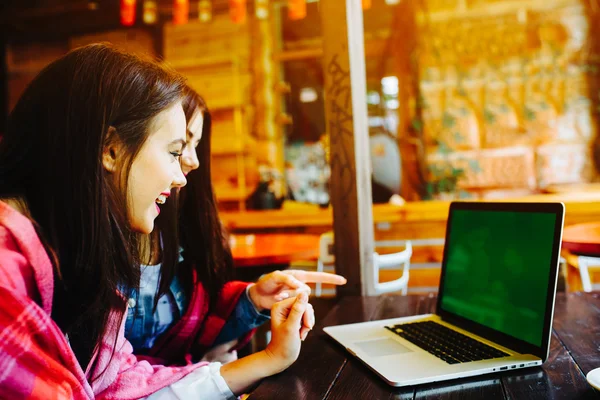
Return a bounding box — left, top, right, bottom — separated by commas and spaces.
124, 87, 348, 398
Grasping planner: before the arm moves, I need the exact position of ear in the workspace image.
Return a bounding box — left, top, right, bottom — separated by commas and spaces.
102, 126, 122, 173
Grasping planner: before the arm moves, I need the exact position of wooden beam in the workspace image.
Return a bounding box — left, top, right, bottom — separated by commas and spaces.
416, 0, 578, 23
320, 0, 374, 296
250, 7, 285, 179
272, 38, 397, 62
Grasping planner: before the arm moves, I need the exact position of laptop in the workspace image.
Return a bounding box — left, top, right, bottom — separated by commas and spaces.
324, 201, 565, 387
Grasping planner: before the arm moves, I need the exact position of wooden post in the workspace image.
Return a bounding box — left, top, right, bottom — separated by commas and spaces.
391, 0, 424, 201
251, 4, 285, 190
320, 0, 375, 296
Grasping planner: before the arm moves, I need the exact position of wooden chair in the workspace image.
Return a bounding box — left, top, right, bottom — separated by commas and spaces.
562, 222, 600, 292
316, 231, 412, 297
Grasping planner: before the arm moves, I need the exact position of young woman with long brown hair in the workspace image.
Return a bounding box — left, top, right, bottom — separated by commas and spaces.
124, 86, 347, 372
0, 44, 312, 399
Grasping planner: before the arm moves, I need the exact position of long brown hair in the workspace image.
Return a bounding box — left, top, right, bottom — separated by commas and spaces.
0, 44, 186, 372
162, 87, 234, 306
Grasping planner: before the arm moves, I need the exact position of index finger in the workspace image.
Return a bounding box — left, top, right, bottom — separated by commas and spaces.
271, 270, 303, 289
283, 270, 347, 285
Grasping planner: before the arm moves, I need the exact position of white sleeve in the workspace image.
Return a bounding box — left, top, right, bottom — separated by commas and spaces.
141, 362, 236, 400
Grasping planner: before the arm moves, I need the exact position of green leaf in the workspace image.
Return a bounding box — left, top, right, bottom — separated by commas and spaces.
424, 183, 434, 199
442, 113, 456, 129
416, 94, 427, 109
523, 106, 536, 121
451, 167, 465, 177
437, 141, 451, 155
484, 109, 496, 124
429, 165, 443, 179
411, 118, 424, 133
438, 179, 449, 193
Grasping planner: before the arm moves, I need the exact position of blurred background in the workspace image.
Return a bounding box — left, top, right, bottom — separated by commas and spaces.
2, 0, 599, 210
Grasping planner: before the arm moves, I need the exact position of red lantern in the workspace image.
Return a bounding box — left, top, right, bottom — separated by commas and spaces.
255, 0, 268, 20
143, 0, 158, 24
288, 0, 305, 21
174, 0, 189, 25
362, 0, 372, 9
120, 0, 136, 26
230, 0, 246, 24
199, 0, 212, 22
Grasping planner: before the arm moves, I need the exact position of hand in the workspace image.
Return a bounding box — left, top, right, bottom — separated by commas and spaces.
300, 302, 314, 341
248, 270, 347, 311
200, 339, 239, 364
219, 293, 314, 394
264, 292, 309, 373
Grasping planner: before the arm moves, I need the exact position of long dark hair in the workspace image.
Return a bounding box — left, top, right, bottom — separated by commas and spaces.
0, 44, 186, 372
168, 87, 234, 306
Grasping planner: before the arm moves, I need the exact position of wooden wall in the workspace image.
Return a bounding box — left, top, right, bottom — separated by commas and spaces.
6, 29, 155, 113
163, 14, 286, 210
4, 8, 288, 210
6, 41, 68, 112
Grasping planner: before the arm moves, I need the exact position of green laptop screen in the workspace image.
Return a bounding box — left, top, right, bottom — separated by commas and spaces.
439, 209, 556, 347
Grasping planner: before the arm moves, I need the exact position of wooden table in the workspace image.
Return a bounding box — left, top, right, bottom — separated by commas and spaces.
561, 222, 600, 292
562, 222, 600, 256
250, 292, 600, 399
230, 233, 320, 268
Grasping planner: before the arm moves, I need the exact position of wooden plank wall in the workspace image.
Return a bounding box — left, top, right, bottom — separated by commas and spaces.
6, 29, 155, 113
163, 15, 258, 206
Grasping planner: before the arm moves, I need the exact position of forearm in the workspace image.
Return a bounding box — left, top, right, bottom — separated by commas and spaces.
220, 350, 282, 395
141, 363, 235, 400
220, 292, 309, 396
213, 286, 270, 346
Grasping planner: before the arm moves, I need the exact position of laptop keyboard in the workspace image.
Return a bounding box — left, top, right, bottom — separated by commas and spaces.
385, 321, 509, 364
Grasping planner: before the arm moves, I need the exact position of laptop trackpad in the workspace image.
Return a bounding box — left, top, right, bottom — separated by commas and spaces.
354, 338, 413, 357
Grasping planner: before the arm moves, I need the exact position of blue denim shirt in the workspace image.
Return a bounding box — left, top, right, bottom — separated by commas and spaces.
124, 264, 270, 353
212, 286, 271, 346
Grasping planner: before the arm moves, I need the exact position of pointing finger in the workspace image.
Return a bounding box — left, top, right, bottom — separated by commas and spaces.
284, 270, 347, 285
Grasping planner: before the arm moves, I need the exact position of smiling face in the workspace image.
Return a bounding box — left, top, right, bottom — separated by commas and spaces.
127, 102, 187, 233
181, 107, 204, 176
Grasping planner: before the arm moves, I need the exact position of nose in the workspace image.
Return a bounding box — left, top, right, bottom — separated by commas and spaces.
181, 146, 200, 175
172, 164, 187, 188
